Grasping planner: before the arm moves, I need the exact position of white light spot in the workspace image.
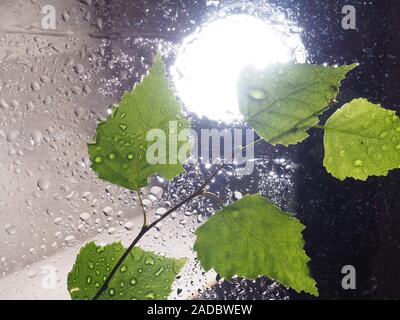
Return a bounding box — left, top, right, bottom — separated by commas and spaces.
171, 14, 306, 122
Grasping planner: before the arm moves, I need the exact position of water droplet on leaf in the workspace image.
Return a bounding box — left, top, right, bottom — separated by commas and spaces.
120, 265, 127, 273
354, 159, 363, 167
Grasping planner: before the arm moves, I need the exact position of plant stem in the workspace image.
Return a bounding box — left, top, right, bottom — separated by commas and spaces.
137, 192, 147, 227
240, 138, 263, 152
92, 129, 262, 300
199, 192, 225, 208
92, 162, 225, 300
92, 225, 147, 300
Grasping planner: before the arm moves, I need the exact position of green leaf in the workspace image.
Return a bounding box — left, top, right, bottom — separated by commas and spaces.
238, 63, 357, 146
193, 194, 318, 296
324, 98, 400, 181
67, 242, 186, 300
88, 53, 190, 191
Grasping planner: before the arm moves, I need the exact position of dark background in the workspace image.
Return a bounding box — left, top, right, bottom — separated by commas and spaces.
288, 0, 400, 300
101, 0, 400, 299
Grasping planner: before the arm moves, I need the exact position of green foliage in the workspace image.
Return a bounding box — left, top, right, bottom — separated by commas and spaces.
324, 98, 400, 180
73, 53, 399, 301
68, 242, 186, 300
88, 54, 190, 191
238, 63, 357, 146
194, 194, 318, 296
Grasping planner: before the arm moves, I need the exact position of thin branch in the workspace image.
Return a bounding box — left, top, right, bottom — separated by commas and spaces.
93, 162, 225, 300
92, 130, 263, 299
137, 192, 147, 227
92, 92, 336, 299
240, 138, 263, 152
199, 192, 225, 208
92, 226, 147, 300
146, 162, 224, 231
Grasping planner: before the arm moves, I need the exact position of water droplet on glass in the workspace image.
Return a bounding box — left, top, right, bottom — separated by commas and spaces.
37, 178, 50, 191
65, 235, 76, 243
124, 221, 134, 230
7, 130, 20, 143
31, 81, 40, 91
4, 224, 16, 236
80, 212, 91, 221
103, 207, 114, 216
31, 130, 42, 145
107, 227, 116, 235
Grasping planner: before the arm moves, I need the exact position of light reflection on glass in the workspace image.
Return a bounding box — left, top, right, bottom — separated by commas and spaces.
172, 14, 306, 122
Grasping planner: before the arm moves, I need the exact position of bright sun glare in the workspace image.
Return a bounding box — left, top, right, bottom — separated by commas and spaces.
171, 14, 306, 122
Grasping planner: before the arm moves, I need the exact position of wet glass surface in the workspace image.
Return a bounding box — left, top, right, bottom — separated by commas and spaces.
0, 0, 399, 300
